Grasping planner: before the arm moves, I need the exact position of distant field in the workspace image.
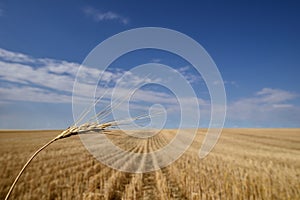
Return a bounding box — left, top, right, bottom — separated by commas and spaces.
0, 129, 299, 199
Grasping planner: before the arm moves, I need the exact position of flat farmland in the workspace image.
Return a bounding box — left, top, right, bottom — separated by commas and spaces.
0, 129, 299, 199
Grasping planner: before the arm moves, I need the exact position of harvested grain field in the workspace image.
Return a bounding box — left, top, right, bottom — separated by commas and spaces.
0, 129, 300, 199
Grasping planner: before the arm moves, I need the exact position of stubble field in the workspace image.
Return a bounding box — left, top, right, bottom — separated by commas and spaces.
0, 129, 299, 199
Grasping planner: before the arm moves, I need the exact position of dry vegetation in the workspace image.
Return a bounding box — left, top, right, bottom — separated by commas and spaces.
0, 129, 299, 199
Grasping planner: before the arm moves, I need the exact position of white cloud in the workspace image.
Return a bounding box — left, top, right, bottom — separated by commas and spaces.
1, 48, 299, 127
178, 66, 190, 73
213, 80, 237, 87
0, 49, 139, 104
0, 48, 97, 104
0, 86, 71, 103
0, 48, 35, 63
150, 58, 161, 63
0, 60, 76, 93
177, 65, 202, 84
227, 88, 300, 126
272, 104, 293, 108
83, 6, 129, 25
0, 48, 206, 109
256, 88, 297, 103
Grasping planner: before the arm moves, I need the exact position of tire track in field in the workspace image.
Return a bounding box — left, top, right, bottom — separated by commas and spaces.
237, 132, 300, 143
88, 131, 188, 199
102, 136, 146, 200
121, 135, 164, 200
233, 132, 300, 150
151, 132, 189, 200
120, 140, 150, 200
149, 137, 169, 200
220, 135, 300, 155
157, 132, 189, 200
85, 135, 141, 199
160, 167, 189, 200
139, 139, 159, 200
105, 153, 140, 199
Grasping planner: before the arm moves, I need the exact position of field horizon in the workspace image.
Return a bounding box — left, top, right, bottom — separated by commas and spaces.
1, 128, 299, 199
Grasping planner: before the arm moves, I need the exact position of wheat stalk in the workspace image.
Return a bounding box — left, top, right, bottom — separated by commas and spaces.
5, 74, 157, 199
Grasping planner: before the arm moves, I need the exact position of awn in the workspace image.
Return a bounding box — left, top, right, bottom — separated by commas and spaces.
5, 76, 157, 200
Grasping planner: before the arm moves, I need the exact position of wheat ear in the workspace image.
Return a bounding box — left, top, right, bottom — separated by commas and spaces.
5, 74, 152, 199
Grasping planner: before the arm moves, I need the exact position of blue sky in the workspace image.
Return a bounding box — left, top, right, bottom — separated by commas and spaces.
0, 0, 299, 129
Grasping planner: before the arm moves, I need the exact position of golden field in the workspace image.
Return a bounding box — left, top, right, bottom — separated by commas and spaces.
0, 129, 299, 200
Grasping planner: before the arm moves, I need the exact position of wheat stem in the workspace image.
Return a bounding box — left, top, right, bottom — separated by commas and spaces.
5, 137, 58, 200
5, 73, 153, 199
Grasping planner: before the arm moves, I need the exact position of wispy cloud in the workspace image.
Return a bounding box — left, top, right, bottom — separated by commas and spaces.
177, 65, 202, 84
272, 104, 293, 108
0, 48, 35, 63
227, 88, 300, 127
150, 58, 162, 63
0, 48, 203, 106
83, 6, 129, 25
0, 48, 97, 103
0, 48, 210, 129
256, 88, 297, 103
1, 48, 299, 128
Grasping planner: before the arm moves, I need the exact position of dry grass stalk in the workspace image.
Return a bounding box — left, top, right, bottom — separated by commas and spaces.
5, 74, 161, 199
4, 89, 157, 199
4, 118, 157, 200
